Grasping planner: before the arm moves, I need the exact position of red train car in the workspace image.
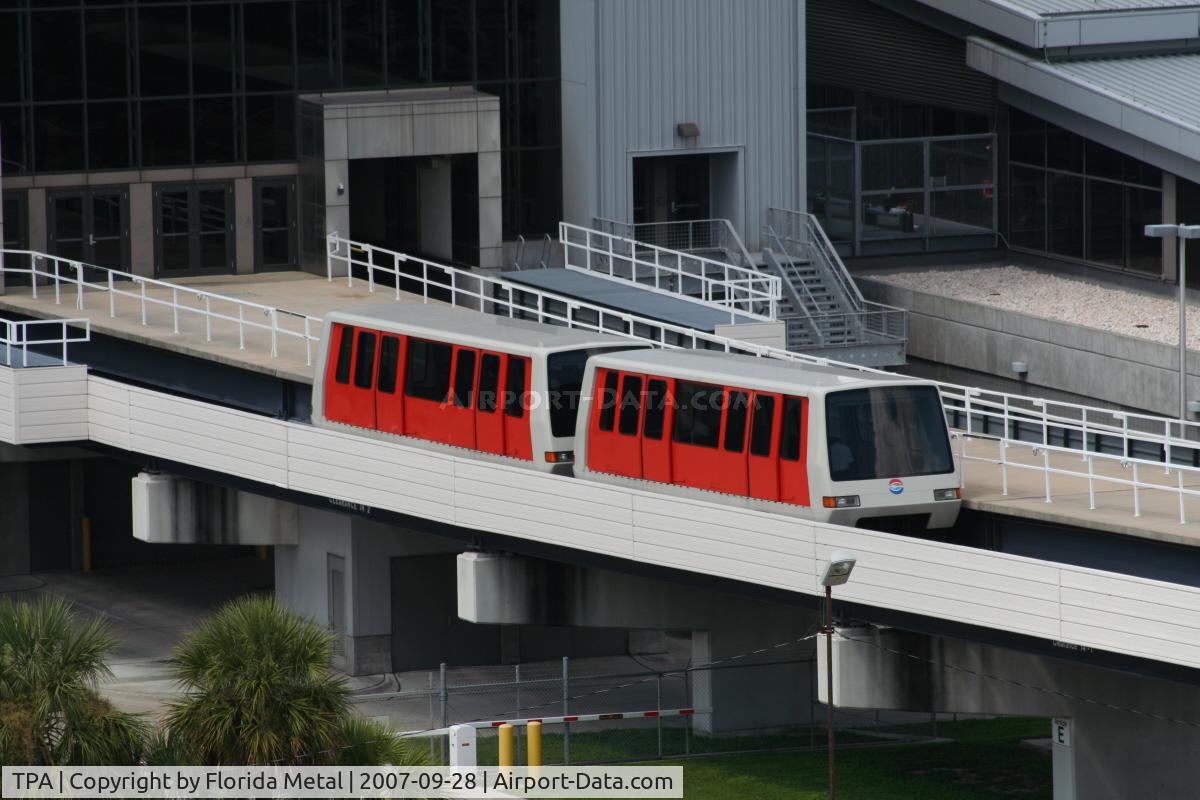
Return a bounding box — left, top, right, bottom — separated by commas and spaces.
312, 304, 645, 471
575, 349, 961, 529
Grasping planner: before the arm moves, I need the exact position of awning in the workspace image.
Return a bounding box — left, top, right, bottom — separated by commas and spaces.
967, 36, 1200, 179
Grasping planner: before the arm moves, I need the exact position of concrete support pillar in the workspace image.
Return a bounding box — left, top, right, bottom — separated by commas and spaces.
234, 178, 254, 274
691, 621, 816, 736
128, 183, 154, 277
275, 507, 472, 675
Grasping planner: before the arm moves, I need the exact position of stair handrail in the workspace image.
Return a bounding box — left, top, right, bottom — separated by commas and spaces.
763, 245, 825, 348
766, 208, 864, 311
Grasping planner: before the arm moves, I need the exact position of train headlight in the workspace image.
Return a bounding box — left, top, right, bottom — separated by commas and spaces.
822, 495, 860, 509
934, 487, 961, 501
544, 450, 574, 464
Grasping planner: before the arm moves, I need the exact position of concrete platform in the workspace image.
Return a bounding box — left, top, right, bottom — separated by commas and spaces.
959, 435, 1200, 548
0, 272, 431, 384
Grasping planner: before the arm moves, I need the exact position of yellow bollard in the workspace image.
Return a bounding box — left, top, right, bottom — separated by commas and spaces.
81, 517, 92, 572
498, 723, 514, 767
527, 721, 543, 767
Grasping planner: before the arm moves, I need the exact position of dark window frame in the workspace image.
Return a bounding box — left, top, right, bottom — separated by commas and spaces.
404, 337, 453, 402
353, 329, 377, 389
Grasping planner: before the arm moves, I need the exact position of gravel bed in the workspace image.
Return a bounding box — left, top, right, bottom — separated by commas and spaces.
871, 265, 1200, 351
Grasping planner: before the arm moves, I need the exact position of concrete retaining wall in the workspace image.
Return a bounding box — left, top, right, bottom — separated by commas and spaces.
861, 277, 1200, 418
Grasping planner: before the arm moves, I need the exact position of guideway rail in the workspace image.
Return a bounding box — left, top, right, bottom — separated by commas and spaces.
0, 250, 321, 364
328, 233, 1200, 526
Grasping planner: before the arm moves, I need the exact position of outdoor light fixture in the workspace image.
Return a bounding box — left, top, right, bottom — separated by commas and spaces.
1145, 224, 1200, 420
821, 550, 857, 587
820, 550, 856, 799
676, 121, 701, 138
1012, 360, 1028, 376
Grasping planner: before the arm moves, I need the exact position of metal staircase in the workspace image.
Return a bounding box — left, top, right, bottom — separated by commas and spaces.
762, 207, 906, 366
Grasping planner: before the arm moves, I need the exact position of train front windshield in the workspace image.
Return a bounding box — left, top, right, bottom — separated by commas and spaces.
825, 386, 954, 482
547, 347, 640, 437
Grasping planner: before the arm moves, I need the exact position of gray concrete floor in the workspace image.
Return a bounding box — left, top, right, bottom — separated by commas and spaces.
0, 557, 274, 716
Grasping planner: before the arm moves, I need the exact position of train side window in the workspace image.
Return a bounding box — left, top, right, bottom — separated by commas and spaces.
724, 391, 749, 452
477, 354, 501, 412
598, 370, 619, 431
377, 336, 400, 394
750, 395, 775, 456
353, 330, 377, 389
334, 326, 354, 384
404, 338, 453, 401
672, 381, 721, 448
643, 379, 668, 440
504, 357, 528, 418
452, 350, 477, 408
618, 374, 643, 436
780, 396, 804, 461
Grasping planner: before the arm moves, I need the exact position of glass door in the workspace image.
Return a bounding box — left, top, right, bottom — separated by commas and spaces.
154, 183, 234, 276
3, 190, 30, 285
90, 189, 127, 272
254, 178, 297, 270
47, 188, 130, 280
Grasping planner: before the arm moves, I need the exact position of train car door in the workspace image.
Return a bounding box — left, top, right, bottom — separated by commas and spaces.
778, 395, 810, 506
442, 346, 477, 449
402, 337, 454, 444
325, 324, 377, 426
502, 355, 533, 460
323, 323, 358, 425
719, 389, 751, 496
641, 377, 672, 483
326, 326, 379, 428
669, 381, 727, 492
375, 334, 406, 435
587, 369, 630, 476
747, 392, 782, 502
475, 352, 505, 455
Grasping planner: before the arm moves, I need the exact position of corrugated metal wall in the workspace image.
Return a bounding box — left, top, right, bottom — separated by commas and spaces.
561, 0, 804, 251
807, 0, 995, 115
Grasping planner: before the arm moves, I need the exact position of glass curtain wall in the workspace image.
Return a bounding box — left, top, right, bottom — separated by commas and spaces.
0, 0, 561, 237
806, 85, 996, 255
1007, 106, 1162, 275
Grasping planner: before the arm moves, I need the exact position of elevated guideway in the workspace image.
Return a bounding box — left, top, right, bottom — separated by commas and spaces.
3, 240, 1200, 684
2, 346, 1200, 681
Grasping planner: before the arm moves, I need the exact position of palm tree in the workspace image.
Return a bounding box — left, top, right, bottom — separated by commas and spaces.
0, 595, 148, 765
165, 594, 425, 766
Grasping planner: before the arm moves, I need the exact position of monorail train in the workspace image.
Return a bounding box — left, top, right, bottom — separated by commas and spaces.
574, 349, 960, 530
313, 303, 961, 530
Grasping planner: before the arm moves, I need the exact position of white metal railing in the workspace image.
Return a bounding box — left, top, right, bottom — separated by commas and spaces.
0, 317, 90, 367
559, 222, 780, 322
0, 250, 321, 365
593, 217, 757, 270
328, 232, 1200, 524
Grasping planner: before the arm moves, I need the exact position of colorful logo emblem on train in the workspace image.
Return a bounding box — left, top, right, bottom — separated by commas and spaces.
888, 478, 904, 495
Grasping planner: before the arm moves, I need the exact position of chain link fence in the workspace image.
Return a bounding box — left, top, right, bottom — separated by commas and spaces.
351, 644, 968, 766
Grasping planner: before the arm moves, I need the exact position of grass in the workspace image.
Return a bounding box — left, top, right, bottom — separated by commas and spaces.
457, 716, 1051, 799
656, 717, 1052, 800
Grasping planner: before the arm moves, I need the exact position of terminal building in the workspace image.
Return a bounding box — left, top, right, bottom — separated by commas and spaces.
0, 0, 803, 275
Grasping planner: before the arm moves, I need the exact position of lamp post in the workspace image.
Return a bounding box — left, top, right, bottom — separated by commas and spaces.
1145, 224, 1200, 419
820, 550, 857, 800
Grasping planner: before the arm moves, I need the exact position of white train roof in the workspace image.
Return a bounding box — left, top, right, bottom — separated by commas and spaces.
588, 348, 928, 394
327, 303, 643, 355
